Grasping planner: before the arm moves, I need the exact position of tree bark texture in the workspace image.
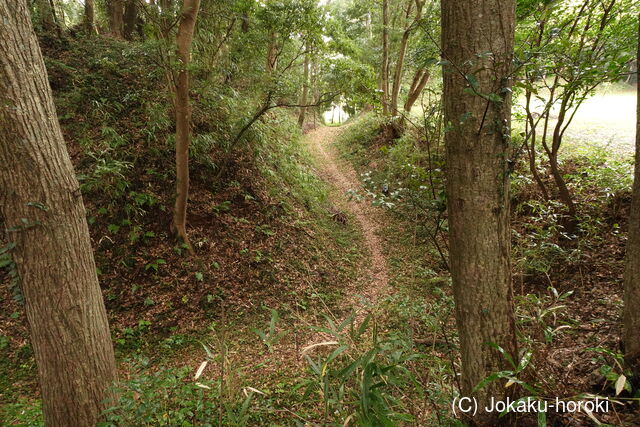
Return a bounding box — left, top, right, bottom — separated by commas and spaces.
381, 0, 390, 115
84, 0, 96, 34
404, 68, 430, 112
441, 0, 518, 423
298, 50, 310, 127
123, 0, 138, 40
0, 1, 117, 425
266, 32, 279, 73
171, 0, 200, 252
108, 0, 124, 38
624, 13, 640, 383
391, 0, 424, 115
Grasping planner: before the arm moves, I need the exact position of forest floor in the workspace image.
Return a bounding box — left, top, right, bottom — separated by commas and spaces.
138, 124, 404, 424
304, 125, 389, 319
333, 110, 640, 425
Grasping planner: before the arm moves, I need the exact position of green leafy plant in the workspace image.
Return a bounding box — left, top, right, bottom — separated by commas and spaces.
587, 347, 635, 397
299, 312, 418, 425
252, 309, 287, 353
77, 153, 132, 199
115, 320, 152, 351
517, 286, 574, 344
0, 398, 43, 427
144, 258, 166, 273
254, 224, 275, 237
212, 201, 232, 215
100, 358, 220, 426
0, 242, 21, 303
473, 345, 538, 396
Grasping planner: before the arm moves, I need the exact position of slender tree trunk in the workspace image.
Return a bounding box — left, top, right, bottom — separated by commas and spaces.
83, 0, 96, 34
123, 0, 138, 40
171, 0, 200, 252
0, 1, 117, 425
524, 89, 550, 200
549, 106, 578, 234
522, 17, 548, 200
381, 0, 390, 115
537, 78, 578, 234
298, 50, 310, 127
266, 32, 279, 73
35, 0, 60, 34
311, 57, 319, 126
441, 0, 518, 424
390, 0, 413, 115
624, 13, 640, 383
391, 0, 424, 115
108, 0, 124, 38
548, 148, 578, 233
403, 68, 430, 112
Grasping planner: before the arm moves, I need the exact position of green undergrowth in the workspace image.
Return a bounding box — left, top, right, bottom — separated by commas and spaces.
334, 115, 458, 424
336, 111, 637, 424
0, 35, 365, 424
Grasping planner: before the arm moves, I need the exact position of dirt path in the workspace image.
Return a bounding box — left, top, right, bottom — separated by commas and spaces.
305, 125, 389, 317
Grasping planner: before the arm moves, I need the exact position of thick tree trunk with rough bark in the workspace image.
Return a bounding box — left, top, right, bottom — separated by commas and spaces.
84, 0, 96, 33
298, 50, 310, 127
123, 0, 138, 40
624, 14, 640, 384
441, 0, 518, 423
171, 0, 200, 252
381, 0, 390, 115
0, 1, 117, 425
108, 0, 124, 38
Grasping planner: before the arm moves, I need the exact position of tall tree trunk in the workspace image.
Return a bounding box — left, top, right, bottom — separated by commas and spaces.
0, 1, 117, 425
171, 0, 200, 252
123, 0, 138, 40
298, 50, 310, 127
108, 0, 124, 38
624, 13, 640, 384
538, 88, 579, 235
381, 0, 390, 115
83, 0, 96, 33
266, 32, 278, 73
522, 17, 548, 200
403, 68, 430, 112
391, 0, 424, 115
524, 89, 550, 200
311, 57, 320, 126
441, 0, 518, 423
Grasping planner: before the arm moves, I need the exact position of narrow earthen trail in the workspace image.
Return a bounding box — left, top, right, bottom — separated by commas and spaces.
178, 125, 391, 392
305, 125, 389, 317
